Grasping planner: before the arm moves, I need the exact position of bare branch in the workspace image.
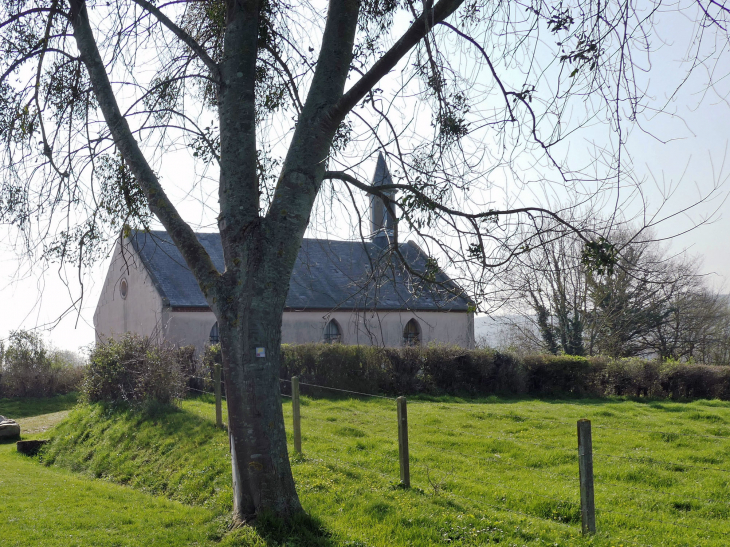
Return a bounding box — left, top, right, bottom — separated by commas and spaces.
131, 0, 221, 82
327, 0, 465, 127
323, 170, 592, 244
68, 0, 221, 297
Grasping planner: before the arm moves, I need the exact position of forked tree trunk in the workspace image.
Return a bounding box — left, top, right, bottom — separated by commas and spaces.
69, 0, 463, 522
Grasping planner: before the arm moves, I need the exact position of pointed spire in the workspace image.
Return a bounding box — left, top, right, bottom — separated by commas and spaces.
370, 152, 396, 244
372, 152, 394, 187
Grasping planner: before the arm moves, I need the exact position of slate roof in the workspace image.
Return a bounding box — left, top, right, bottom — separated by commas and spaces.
129, 231, 471, 312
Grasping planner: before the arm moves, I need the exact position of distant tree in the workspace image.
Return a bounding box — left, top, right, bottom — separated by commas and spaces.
643, 285, 730, 364
1, 0, 728, 522
503, 224, 728, 359
704, 302, 730, 366
584, 237, 681, 357
507, 225, 588, 356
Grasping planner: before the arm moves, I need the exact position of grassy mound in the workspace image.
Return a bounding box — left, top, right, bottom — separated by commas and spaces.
42, 398, 233, 514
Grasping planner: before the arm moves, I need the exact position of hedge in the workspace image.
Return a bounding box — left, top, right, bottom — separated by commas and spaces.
277, 343, 730, 400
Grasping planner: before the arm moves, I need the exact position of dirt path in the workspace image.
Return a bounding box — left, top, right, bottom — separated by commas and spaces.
16, 410, 69, 435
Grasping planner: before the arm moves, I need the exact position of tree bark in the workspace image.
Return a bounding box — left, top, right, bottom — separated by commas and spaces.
214, 221, 304, 521
219, 296, 301, 520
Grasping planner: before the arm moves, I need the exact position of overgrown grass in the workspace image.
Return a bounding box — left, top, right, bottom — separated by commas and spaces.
283, 395, 730, 546
21, 394, 730, 545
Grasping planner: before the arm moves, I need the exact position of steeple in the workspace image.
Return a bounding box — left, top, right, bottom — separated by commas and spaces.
370, 152, 397, 245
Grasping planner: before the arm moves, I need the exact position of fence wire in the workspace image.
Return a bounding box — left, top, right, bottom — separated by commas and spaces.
279, 378, 397, 400
186, 386, 225, 399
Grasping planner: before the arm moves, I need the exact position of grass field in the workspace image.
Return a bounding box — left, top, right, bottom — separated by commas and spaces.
5, 392, 730, 545
0, 395, 225, 547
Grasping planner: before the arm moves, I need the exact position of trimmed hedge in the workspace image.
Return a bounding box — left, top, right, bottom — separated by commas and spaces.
278, 343, 730, 400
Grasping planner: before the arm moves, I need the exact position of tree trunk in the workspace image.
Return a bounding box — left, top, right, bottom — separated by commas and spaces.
219, 301, 301, 521
216, 232, 302, 522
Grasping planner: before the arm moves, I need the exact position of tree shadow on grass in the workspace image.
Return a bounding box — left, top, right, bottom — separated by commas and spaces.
251, 510, 338, 547
0, 393, 78, 419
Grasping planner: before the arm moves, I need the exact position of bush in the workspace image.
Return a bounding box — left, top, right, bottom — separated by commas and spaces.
0, 330, 84, 397
83, 334, 187, 405
199, 344, 222, 395
280, 343, 387, 396
658, 361, 730, 400
280, 343, 527, 397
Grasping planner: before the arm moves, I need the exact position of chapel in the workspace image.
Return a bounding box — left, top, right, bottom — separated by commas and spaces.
93, 155, 475, 351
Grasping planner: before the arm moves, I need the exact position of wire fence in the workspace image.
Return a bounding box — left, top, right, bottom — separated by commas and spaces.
183, 375, 729, 541
272, 376, 730, 542
186, 386, 223, 399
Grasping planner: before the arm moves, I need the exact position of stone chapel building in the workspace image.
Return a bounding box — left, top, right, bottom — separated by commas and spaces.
93, 155, 475, 351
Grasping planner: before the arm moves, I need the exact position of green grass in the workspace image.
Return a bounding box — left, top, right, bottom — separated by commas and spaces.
11, 393, 730, 545
0, 392, 78, 417
0, 439, 225, 545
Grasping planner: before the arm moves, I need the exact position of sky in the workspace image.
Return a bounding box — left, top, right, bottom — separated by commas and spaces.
0, 1, 728, 354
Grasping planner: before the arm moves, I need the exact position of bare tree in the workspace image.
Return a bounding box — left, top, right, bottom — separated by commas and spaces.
586, 239, 689, 357
1, 0, 728, 522
503, 223, 590, 355
502, 222, 730, 360
642, 282, 730, 363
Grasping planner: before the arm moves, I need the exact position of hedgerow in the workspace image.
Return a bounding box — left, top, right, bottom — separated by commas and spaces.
275, 343, 730, 400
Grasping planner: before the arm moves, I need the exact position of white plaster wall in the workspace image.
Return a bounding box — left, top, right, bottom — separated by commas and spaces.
162, 310, 218, 353
155, 309, 474, 350
281, 310, 474, 348
93, 241, 165, 343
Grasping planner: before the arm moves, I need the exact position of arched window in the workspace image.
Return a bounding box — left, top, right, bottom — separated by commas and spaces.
119, 278, 128, 299
403, 319, 421, 346
209, 322, 219, 344
323, 319, 341, 343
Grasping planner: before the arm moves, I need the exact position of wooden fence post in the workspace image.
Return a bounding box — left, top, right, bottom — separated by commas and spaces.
292, 376, 302, 453
397, 396, 410, 488
577, 419, 596, 535
214, 361, 222, 428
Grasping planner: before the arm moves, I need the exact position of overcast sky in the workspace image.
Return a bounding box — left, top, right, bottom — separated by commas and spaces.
0, 3, 728, 354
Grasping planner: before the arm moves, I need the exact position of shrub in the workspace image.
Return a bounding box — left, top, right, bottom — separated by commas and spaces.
280, 343, 527, 397
0, 330, 84, 397
83, 334, 187, 405
658, 361, 730, 400
199, 343, 222, 395
595, 357, 659, 397
281, 343, 387, 396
